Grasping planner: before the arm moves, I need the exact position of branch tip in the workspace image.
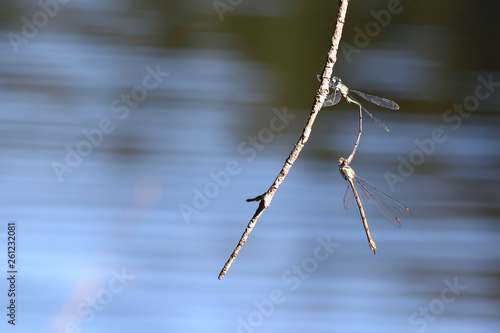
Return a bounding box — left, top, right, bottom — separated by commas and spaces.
246, 195, 263, 202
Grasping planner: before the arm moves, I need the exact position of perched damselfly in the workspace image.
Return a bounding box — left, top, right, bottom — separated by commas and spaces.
338, 157, 411, 253
318, 75, 400, 163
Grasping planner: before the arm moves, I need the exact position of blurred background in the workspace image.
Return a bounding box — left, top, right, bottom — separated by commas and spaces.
0, 0, 499, 332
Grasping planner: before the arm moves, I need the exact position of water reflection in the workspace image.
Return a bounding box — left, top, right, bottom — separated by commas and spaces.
1, 1, 499, 333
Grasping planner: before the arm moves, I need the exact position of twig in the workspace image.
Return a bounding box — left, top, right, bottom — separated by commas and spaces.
218, 0, 350, 280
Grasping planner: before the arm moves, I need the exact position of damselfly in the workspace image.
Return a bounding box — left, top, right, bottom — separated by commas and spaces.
338, 157, 410, 253
318, 75, 400, 163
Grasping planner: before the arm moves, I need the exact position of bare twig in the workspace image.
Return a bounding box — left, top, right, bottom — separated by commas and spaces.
218, 0, 350, 280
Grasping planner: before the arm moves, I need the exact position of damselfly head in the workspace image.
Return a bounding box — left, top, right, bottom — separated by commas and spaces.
330, 76, 342, 89
338, 157, 355, 181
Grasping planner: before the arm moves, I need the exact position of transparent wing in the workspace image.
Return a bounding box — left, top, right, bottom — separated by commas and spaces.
350, 89, 400, 110
323, 91, 342, 107
343, 184, 353, 210
347, 95, 390, 132
352, 175, 411, 228
316, 75, 342, 108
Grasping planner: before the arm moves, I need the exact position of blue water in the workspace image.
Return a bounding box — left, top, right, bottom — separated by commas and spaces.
1, 1, 499, 333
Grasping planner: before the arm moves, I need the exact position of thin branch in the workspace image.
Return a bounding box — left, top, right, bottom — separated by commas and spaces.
218, 0, 350, 280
